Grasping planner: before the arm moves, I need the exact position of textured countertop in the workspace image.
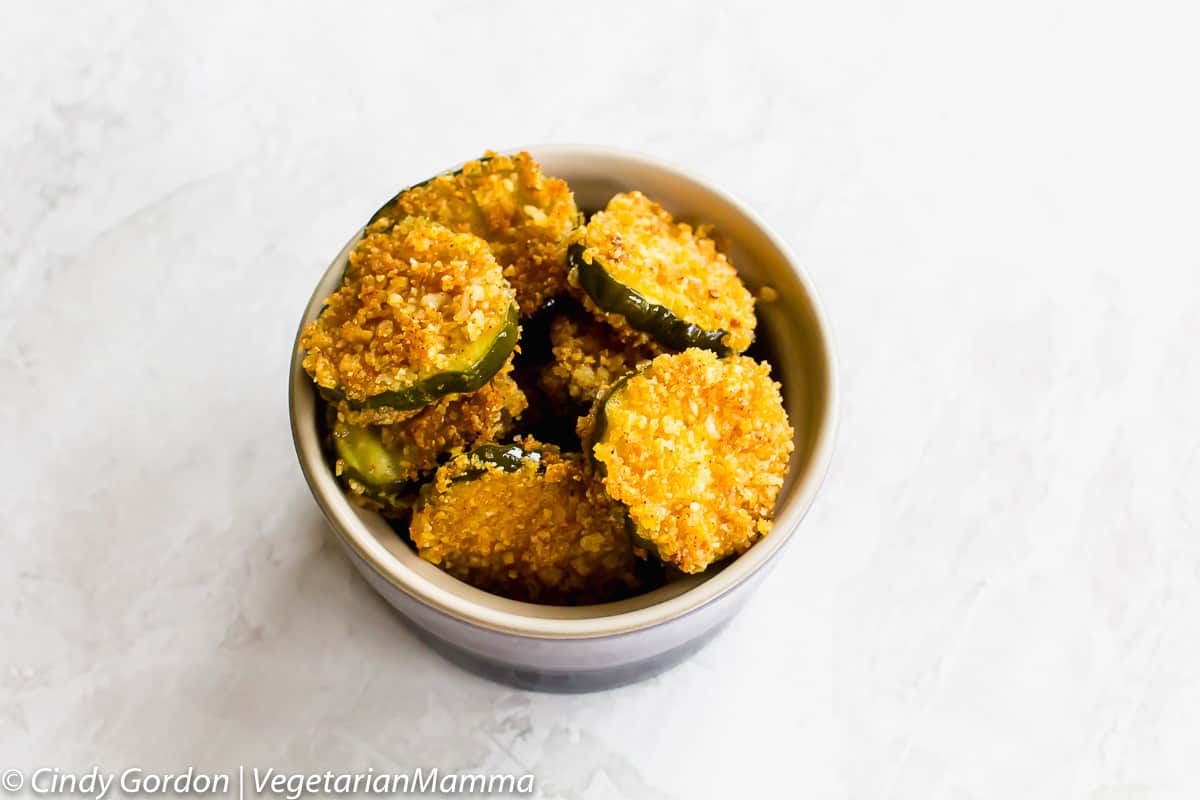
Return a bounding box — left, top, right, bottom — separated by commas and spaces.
3, 3, 1198, 798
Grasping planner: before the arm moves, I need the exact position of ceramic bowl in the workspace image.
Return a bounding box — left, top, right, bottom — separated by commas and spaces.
289, 145, 838, 691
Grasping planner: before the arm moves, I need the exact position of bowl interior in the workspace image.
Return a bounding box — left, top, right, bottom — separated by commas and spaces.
290, 146, 837, 637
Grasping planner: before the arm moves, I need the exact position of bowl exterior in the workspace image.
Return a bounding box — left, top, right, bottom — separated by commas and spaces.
338, 532, 773, 692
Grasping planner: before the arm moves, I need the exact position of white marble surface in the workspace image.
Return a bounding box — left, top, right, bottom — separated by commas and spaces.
3, 2, 1199, 798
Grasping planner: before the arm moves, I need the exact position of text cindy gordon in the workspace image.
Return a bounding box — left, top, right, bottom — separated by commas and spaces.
10, 766, 535, 798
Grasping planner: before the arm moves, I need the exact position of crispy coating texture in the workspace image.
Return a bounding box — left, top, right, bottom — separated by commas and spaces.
336, 400, 420, 428
376, 362, 527, 480
383, 152, 579, 316
538, 315, 656, 408
335, 364, 525, 514
301, 216, 513, 403
306, 156, 795, 600
573, 191, 756, 353
586, 349, 793, 574
410, 443, 641, 604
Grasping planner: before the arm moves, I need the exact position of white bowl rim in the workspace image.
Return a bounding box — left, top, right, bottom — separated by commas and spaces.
289, 144, 840, 639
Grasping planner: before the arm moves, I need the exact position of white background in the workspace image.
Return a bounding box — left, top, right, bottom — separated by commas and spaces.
2, 2, 1198, 798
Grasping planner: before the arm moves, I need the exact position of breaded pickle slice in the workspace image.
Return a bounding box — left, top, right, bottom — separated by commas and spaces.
585, 349, 793, 574
373, 152, 580, 316
410, 441, 641, 604
301, 217, 518, 417
538, 313, 657, 409
569, 191, 756, 355
330, 417, 419, 516
332, 362, 528, 510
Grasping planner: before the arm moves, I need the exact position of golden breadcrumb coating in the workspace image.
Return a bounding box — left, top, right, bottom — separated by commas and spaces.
538, 314, 656, 408
410, 442, 641, 604
572, 191, 756, 353
335, 401, 420, 428
301, 216, 513, 403
335, 367, 526, 518
376, 363, 527, 479
303, 154, 798, 601
382, 152, 580, 316
586, 348, 793, 574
